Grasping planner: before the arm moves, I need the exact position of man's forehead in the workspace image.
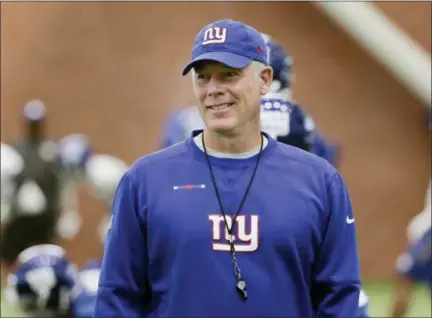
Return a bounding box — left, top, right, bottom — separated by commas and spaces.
193, 61, 244, 73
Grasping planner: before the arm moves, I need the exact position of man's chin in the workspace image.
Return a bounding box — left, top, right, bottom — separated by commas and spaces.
205, 119, 238, 135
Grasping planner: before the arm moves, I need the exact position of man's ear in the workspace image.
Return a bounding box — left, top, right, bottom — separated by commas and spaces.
260, 66, 273, 96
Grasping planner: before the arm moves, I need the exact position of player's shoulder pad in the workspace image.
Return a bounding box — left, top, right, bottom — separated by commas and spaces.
85, 154, 128, 179
85, 154, 129, 199
1, 141, 24, 176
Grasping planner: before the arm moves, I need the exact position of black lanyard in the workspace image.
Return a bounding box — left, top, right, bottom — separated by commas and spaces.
202, 132, 264, 301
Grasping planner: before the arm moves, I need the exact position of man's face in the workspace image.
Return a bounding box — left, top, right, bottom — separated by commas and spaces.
192, 61, 272, 135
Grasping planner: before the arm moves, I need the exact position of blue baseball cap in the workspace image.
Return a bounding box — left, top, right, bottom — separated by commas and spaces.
182, 19, 268, 76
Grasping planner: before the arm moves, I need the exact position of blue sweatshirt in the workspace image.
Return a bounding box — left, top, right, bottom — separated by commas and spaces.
94, 130, 361, 317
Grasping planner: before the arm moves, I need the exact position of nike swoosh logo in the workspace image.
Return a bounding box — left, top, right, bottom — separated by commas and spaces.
346, 216, 355, 224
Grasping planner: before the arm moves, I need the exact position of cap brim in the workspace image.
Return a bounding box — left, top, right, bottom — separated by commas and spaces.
182, 52, 252, 76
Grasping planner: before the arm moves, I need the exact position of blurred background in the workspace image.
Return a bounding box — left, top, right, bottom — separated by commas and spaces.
1, 2, 431, 317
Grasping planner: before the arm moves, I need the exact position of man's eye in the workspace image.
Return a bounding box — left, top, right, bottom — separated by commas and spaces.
197, 74, 208, 80
225, 72, 237, 78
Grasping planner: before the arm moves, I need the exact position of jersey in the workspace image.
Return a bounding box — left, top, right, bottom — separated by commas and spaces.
6, 139, 62, 216
94, 131, 361, 317
260, 97, 314, 151
0, 139, 63, 264
71, 259, 102, 318
5, 244, 77, 317
395, 228, 432, 289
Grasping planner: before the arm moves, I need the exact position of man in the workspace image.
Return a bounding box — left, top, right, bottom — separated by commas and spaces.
56, 133, 128, 243
261, 33, 340, 166
1, 103, 128, 277
94, 19, 362, 317
389, 181, 431, 317
390, 228, 431, 317
389, 111, 431, 317
160, 33, 340, 167
406, 109, 431, 245
0, 100, 64, 271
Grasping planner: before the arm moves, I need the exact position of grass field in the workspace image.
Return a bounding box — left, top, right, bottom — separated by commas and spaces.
1, 281, 430, 317
364, 281, 431, 317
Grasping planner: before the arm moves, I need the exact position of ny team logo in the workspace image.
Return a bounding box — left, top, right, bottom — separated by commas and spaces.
202, 27, 227, 45
208, 214, 259, 252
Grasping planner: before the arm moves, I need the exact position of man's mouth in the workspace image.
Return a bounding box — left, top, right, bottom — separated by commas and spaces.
207, 103, 235, 111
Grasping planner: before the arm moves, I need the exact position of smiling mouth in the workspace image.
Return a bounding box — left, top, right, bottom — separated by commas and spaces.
207, 103, 234, 111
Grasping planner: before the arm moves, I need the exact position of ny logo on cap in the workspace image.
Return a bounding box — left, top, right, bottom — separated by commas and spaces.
202, 27, 227, 45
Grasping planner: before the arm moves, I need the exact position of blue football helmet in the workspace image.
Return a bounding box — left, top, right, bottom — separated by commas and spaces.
5, 244, 77, 317
262, 33, 293, 95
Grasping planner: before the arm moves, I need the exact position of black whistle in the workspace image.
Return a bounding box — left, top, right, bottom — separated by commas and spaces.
236, 280, 248, 301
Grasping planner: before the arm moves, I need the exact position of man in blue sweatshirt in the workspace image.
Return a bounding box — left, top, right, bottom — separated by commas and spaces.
93, 19, 362, 317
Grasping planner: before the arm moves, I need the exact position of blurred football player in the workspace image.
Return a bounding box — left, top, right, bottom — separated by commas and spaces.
260, 33, 340, 165
160, 105, 204, 148
389, 109, 431, 317
390, 228, 431, 317
1, 101, 64, 272
56, 133, 128, 244
160, 34, 340, 167
406, 110, 431, 245
1, 101, 128, 277
4, 244, 77, 318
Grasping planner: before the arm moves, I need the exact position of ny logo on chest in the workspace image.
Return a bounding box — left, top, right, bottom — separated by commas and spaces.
208, 214, 259, 252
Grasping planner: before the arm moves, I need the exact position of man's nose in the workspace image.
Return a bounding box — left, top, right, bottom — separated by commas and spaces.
207, 76, 224, 97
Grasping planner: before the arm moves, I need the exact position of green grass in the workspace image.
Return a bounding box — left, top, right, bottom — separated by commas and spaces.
364, 281, 431, 317
1, 282, 430, 317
